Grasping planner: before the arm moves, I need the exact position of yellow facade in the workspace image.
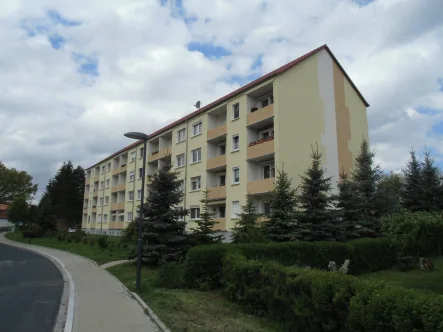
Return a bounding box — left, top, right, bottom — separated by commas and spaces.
81, 46, 369, 237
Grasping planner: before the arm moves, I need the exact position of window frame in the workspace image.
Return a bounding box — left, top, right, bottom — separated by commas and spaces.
177, 128, 186, 142
232, 103, 240, 120
127, 212, 133, 222
190, 207, 201, 219
192, 121, 202, 136
130, 151, 136, 162
232, 167, 240, 184
231, 201, 240, 218
191, 148, 202, 163
191, 176, 201, 191
176, 153, 185, 167
128, 191, 134, 201
232, 135, 239, 151
129, 170, 135, 182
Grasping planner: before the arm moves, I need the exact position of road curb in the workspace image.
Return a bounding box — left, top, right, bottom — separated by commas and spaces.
0, 236, 75, 332
103, 266, 171, 332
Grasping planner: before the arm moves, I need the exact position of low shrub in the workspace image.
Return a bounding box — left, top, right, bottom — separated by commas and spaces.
97, 235, 108, 249
23, 224, 44, 238
89, 238, 96, 247
157, 262, 185, 289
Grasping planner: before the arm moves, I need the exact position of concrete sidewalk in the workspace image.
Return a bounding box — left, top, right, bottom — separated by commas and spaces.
0, 234, 158, 332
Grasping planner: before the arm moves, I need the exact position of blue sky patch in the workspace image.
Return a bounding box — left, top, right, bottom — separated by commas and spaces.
72, 53, 99, 77
251, 55, 263, 71
353, 0, 375, 6
47, 10, 81, 27
49, 34, 65, 49
226, 73, 261, 87
438, 78, 443, 91
188, 42, 231, 59
416, 107, 440, 116
431, 120, 443, 135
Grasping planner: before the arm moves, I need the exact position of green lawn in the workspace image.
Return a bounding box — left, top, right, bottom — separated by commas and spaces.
359, 257, 443, 295
108, 263, 283, 332
5, 232, 130, 265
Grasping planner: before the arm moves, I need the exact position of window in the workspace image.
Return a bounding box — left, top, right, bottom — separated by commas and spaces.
127, 212, 133, 222
190, 207, 200, 219
231, 201, 240, 218
139, 147, 144, 159
218, 144, 226, 156
138, 168, 143, 179
105, 196, 109, 205
137, 189, 142, 200
112, 213, 117, 221
218, 173, 226, 186
177, 128, 186, 142
232, 135, 239, 151
128, 191, 134, 201
101, 165, 106, 174
104, 214, 108, 222
176, 154, 185, 167
260, 128, 274, 140
178, 180, 185, 192
192, 122, 202, 136
262, 99, 269, 108
99, 197, 103, 206
100, 181, 104, 189
98, 214, 102, 222
129, 171, 135, 182
191, 148, 201, 163
107, 162, 111, 171
232, 167, 240, 184
232, 103, 240, 120
262, 162, 275, 179
264, 202, 271, 214
219, 206, 226, 218
191, 176, 201, 191
106, 179, 110, 188
88, 215, 91, 222
176, 207, 184, 220
131, 151, 136, 162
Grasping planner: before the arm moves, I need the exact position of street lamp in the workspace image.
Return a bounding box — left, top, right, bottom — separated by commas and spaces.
124, 131, 149, 291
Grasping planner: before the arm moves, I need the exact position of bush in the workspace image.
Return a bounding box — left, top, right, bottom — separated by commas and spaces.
157, 262, 185, 289
97, 235, 108, 249
382, 210, 443, 257
23, 224, 44, 238
89, 238, 96, 247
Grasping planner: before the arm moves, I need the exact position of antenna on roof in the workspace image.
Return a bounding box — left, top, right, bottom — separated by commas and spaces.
194, 101, 201, 109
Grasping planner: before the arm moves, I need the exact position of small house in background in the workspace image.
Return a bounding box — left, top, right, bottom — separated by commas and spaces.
0, 204, 12, 231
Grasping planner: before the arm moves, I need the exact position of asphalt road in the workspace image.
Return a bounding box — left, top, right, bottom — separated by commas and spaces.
0, 243, 64, 332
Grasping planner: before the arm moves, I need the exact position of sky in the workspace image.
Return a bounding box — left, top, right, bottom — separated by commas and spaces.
1, 0, 443, 201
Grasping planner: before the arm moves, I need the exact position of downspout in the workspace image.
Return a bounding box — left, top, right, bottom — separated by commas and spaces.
183, 118, 189, 230
101, 169, 106, 235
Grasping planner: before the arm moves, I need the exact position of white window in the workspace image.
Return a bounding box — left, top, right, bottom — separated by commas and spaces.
260, 128, 274, 140
100, 181, 104, 189
131, 151, 136, 162
112, 213, 117, 221
98, 214, 102, 222
232, 103, 240, 120
137, 189, 142, 200
99, 197, 103, 206
176, 207, 184, 220
262, 162, 275, 179
107, 162, 111, 171
127, 212, 133, 221
139, 147, 144, 159
177, 128, 186, 142
104, 214, 108, 222
106, 179, 110, 188
231, 201, 240, 218
176, 154, 185, 167
232, 135, 239, 151
191, 148, 201, 163
232, 167, 240, 184
129, 171, 135, 182
128, 191, 134, 201
138, 168, 143, 179
101, 166, 105, 174
192, 122, 202, 136
261, 95, 273, 108
105, 196, 109, 205
191, 176, 201, 191
218, 143, 226, 156
190, 207, 200, 219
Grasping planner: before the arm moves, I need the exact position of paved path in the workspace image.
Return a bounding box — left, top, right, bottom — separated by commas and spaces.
0, 234, 158, 332
0, 243, 63, 332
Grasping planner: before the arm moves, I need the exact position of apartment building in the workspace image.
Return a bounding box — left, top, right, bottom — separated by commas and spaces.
81, 44, 369, 237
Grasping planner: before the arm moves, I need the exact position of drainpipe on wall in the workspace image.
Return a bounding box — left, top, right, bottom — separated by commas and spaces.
101, 169, 106, 235
183, 119, 189, 232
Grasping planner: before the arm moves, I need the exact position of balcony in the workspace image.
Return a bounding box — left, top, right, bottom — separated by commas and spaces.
85, 177, 91, 185
247, 104, 274, 126
207, 155, 226, 171
90, 222, 97, 229
111, 183, 126, 193
148, 147, 171, 162
247, 178, 275, 195
112, 165, 127, 175
212, 218, 226, 231
247, 136, 275, 160
207, 124, 227, 142
84, 191, 90, 198
109, 221, 125, 230
92, 191, 99, 198
110, 202, 125, 211
208, 186, 226, 200
91, 207, 97, 213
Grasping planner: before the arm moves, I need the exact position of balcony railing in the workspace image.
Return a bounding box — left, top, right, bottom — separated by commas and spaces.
112, 165, 127, 175
247, 104, 274, 126
109, 221, 125, 230
110, 202, 125, 211
247, 136, 274, 160
212, 218, 226, 231
111, 183, 126, 193
148, 147, 171, 162
208, 186, 226, 200
247, 178, 275, 194
207, 154, 226, 170
207, 124, 227, 141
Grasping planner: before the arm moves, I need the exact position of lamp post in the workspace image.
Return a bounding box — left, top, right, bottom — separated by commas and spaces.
124, 131, 149, 291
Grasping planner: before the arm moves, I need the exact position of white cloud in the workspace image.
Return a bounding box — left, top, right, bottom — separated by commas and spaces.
0, 0, 443, 200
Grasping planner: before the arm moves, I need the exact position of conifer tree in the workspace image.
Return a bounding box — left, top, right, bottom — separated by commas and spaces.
418, 148, 441, 212
35, 192, 57, 232
334, 171, 360, 240
297, 146, 336, 241
191, 189, 223, 244
265, 169, 301, 242
401, 149, 422, 212
140, 156, 188, 264
232, 194, 263, 243
376, 171, 403, 215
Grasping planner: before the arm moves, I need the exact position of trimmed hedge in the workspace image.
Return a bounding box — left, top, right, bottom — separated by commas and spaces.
223, 253, 443, 332
184, 238, 398, 289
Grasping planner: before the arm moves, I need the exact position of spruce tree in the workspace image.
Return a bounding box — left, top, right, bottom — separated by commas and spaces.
401, 149, 422, 212
418, 148, 441, 212
351, 139, 383, 237
297, 146, 336, 241
334, 171, 360, 241
35, 193, 57, 232
141, 155, 188, 264
265, 169, 301, 242
376, 172, 403, 215
191, 189, 223, 245
232, 194, 263, 243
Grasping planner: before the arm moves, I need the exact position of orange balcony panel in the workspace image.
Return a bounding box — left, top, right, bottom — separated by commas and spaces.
92, 191, 99, 198
207, 155, 226, 170
208, 186, 226, 200
247, 178, 275, 195
247, 139, 274, 160
109, 221, 125, 229
110, 202, 125, 211
111, 183, 126, 193
90, 222, 97, 229
85, 177, 91, 185
112, 165, 127, 175
247, 104, 274, 126
84, 192, 90, 198
207, 124, 227, 141
148, 147, 171, 162
91, 207, 97, 213
212, 218, 226, 231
